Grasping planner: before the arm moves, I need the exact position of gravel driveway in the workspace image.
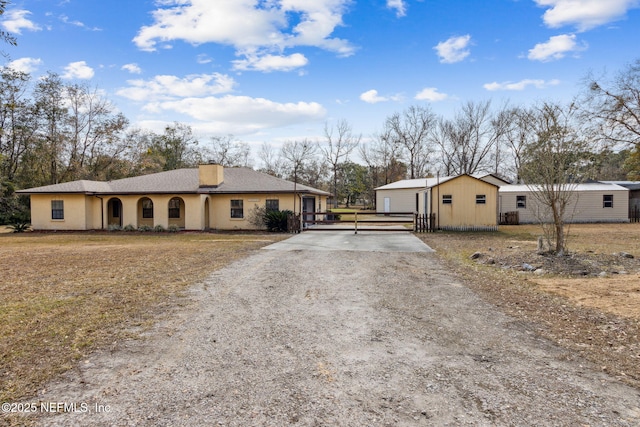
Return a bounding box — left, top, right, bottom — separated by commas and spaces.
33, 232, 640, 426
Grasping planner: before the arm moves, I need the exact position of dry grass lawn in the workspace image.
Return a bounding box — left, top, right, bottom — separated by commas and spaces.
0, 232, 285, 404
2, 224, 639, 407
420, 223, 640, 388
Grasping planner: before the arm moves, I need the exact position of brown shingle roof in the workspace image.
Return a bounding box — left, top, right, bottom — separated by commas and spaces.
17, 167, 329, 196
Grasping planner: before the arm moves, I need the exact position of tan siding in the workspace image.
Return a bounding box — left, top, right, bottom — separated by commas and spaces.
376, 188, 420, 213
499, 189, 629, 223
435, 176, 498, 228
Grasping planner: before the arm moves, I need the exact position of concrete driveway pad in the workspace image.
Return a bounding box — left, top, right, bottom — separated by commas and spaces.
263, 230, 434, 252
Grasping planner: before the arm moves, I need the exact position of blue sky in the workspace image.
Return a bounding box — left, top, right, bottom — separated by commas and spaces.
2, 0, 639, 152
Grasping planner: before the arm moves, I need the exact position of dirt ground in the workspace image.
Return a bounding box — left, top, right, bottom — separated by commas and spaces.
7, 233, 640, 426
419, 223, 640, 397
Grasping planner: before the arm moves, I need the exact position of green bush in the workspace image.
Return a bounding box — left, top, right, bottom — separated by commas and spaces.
167, 224, 180, 233
123, 224, 136, 232
8, 221, 30, 233
108, 224, 122, 231
0, 182, 30, 225
138, 225, 153, 232
153, 224, 166, 232
264, 209, 293, 232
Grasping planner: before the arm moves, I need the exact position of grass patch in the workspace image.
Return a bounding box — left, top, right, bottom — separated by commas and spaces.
0, 232, 285, 404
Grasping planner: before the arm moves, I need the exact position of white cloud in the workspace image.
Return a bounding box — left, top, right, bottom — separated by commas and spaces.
387, 0, 407, 17
359, 89, 403, 104
6, 57, 42, 73
483, 79, 561, 91
360, 89, 387, 104
143, 95, 326, 134
528, 34, 586, 62
232, 53, 309, 72
122, 63, 142, 74
535, 0, 640, 31
196, 54, 212, 64
1, 9, 42, 34
61, 61, 95, 80
132, 0, 355, 71
434, 35, 472, 64
414, 87, 448, 102
59, 14, 102, 31
117, 73, 236, 102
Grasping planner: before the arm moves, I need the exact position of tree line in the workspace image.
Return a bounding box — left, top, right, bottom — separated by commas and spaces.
1, 58, 639, 225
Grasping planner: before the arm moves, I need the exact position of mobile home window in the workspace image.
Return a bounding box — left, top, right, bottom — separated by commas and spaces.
51, 200, 64, 220
266, 199, 279, 212
476, 195, 486, 205
516, 195, 526, 209
442, 195, 452, 205
603, 195, 613, 208
231, 199, 244, 218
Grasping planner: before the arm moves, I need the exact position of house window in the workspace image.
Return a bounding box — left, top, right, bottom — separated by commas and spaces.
266, 199, 279, 212
231, 199, 244, 218
603, 195, 613, 208
516, 195, 526, 209
111, 201, 120, 217
476, 195, 486, 205
51, 200, 64, 220
142, 198, 154, 218
169, 198, 181, 218
442, 195, 452, 204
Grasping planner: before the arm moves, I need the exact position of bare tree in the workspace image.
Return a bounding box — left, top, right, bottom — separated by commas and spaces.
581, 59, 640, 149
519, 102, 595, 255
64, 83, 130, 180
257, 142, 284, 177
0, 68, 36, 183
498, 106, 538, 183
32, 72, 68, 185
207, 135, 252, 167
320, 119, 360, 208
0, 1, 17, 57
360, 128, 407, 208
432, 100, 503, 176
386, 105, 436, 179
280, 139, 317, 214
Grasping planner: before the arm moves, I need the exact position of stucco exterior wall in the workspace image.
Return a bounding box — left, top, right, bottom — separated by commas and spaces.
208, 193, 326, 230
29, 194, 94, 230
29, 192, 327, 231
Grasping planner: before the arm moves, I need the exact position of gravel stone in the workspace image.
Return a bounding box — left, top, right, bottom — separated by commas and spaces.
31, 245, 640, 426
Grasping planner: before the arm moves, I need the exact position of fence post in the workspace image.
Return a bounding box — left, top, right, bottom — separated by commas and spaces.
354, 211, 358, 234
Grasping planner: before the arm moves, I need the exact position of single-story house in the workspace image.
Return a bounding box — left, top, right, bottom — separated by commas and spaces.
375, 174, 500, 230
498, 182, 630, 224
17, 164, 329, 231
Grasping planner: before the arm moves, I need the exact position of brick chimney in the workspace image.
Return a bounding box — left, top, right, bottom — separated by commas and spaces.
199, 164, 224, 187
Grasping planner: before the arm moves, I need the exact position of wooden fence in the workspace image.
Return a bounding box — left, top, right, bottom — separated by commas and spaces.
631, 206, 640, 223
286, 213, 301, 233
302, 211, 428, 234
414, 213, 436, 233
500, 211, 520, 225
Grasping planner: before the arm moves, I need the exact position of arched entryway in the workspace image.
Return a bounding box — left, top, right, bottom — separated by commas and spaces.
168, 197, 185, 229
107, 198, 123, 227
137, 197, 154, 228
